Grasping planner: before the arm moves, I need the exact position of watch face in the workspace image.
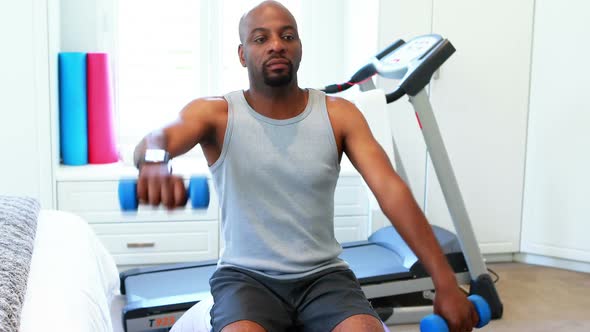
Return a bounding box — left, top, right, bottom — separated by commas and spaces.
145, 149, 168, 163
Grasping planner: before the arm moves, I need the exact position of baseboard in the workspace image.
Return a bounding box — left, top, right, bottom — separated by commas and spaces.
483, 253, 515, 263
514, 253, 590, 274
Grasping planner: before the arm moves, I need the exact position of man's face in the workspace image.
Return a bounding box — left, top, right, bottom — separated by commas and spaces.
239, 5, 302, 87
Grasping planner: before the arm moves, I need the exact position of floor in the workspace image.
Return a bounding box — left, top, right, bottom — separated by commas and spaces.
389, 262, 590, 331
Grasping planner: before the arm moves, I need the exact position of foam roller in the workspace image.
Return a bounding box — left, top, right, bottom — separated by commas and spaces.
87, 53, 118, 164
420, 295, 491, 332
118, 176, 210, 211
58, 52, 88, 165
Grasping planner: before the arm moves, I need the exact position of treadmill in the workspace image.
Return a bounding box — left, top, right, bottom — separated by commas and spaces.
119, 34, 503, 332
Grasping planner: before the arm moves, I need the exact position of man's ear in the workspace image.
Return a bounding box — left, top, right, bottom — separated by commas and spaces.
238, 44, 246, 67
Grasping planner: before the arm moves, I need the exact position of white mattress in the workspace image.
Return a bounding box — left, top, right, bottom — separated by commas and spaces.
19, 210, 122, 332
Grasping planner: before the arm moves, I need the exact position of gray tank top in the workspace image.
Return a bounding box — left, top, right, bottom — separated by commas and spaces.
210, 89, 348, 279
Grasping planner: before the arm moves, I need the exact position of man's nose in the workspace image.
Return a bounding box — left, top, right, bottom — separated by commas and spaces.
268, 36, 286, 53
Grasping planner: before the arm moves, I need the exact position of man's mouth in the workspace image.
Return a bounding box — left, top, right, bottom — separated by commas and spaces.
265, 58, 291, 70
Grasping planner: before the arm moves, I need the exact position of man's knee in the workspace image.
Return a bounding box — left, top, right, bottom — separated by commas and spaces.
332, 314, 385, 332
221, 320, 267, 332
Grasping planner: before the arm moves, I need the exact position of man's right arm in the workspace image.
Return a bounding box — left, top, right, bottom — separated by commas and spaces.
133, 98, 222, 168
133, 97, 225, 208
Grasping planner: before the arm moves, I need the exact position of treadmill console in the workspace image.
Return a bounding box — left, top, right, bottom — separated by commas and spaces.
372, 34, 455, 100
375, 35, 442, 79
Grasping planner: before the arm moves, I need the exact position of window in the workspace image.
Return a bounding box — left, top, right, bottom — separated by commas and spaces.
116, 0, 203, 160
112, 0, 378, 163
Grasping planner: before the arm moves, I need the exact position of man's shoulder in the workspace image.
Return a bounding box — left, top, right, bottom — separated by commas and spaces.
188, 96, 228, 110
182, 96, 228, 117
323, 94, 361, 119
320, 93, 367, 140
176, 96, 229, 131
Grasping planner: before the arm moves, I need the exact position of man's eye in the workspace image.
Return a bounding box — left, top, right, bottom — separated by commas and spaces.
253, 37, 266, 44
283, 35, 295, 40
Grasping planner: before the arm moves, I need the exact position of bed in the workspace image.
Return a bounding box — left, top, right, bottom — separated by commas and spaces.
0, 196, 125, 332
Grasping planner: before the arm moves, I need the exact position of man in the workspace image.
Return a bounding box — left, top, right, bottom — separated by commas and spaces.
134, 1, 478, 331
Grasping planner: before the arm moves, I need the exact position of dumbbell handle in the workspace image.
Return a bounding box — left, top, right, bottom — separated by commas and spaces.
118, 176, 209, 211
420, 295, 491, 332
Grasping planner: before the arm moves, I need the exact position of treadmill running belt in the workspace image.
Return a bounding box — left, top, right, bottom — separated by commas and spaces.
341, 244, 412, 284
125, 242, 413, 303
125, 264, 217, 300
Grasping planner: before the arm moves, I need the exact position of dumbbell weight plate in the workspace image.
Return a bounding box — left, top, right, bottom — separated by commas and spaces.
118, 179, 138, 211
188, 176, 210, 209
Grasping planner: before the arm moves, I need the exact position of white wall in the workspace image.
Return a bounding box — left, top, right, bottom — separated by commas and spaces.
60, 0, 116, 53
0, 0, 56, 207
298, 0, 379, 91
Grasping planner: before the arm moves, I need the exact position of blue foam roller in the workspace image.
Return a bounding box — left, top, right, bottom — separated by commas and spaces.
118, 179, 138, 211
58, 52, 88, 165
188, 177, 210, 208
420, 295, 491, 332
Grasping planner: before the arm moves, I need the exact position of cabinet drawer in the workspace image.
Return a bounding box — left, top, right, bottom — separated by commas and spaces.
91, 221, 218, 265
57, 180, 219, 223
334, 176, 368, 216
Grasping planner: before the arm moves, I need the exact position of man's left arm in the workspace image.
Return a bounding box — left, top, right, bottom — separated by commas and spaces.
335, 99, 478, 332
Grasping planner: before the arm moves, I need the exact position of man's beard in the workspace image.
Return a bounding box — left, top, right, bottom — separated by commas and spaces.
262, 63, 294, 87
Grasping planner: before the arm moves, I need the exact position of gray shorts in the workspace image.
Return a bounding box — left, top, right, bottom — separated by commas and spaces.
208, 266, 381, 332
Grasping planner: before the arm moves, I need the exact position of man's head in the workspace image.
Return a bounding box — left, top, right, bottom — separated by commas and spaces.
238, 1, 302, 88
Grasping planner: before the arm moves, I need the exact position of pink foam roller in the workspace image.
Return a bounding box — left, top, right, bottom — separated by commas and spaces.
87, 53, 119, 164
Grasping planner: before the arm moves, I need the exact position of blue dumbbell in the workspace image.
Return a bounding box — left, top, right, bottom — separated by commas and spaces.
420, 295, 491, 332
118, 176, 210, 211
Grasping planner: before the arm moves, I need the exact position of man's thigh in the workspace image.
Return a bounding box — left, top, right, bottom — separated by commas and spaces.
296, 269, 382, 332
209, 267, 293, 332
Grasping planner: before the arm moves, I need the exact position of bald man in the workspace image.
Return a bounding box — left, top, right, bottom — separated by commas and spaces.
134, 1, 477, 331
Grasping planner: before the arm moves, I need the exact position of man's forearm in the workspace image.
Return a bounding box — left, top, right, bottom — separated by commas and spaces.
379, 185, 458, 290
133, 130, 168, 169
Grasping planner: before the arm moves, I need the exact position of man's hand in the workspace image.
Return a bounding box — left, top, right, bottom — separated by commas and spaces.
137, 163, 188, 210
433, 286, 479, 332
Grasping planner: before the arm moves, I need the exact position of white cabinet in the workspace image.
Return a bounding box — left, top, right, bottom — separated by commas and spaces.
92, 221, 219, 266
521, 0, 590, 263
334, 173, 370, 243
56, 161, 220, 266
57, 180, 219, 223
378, 0, 534, 254
426, 0, 534, 254
57, 177, 220, 265
0, 0, 56, 207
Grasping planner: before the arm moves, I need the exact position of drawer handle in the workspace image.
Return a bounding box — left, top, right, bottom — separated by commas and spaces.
127, 242, 155, 248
